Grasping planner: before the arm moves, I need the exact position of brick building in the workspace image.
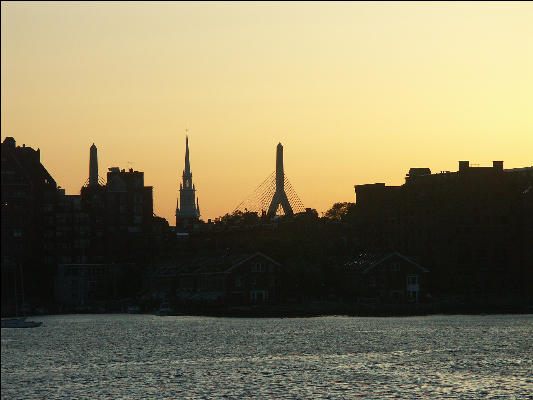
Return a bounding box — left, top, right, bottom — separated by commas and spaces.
1, 137, 58, 314
2, 138, 160, 315
344, 252, 429, 304
151, 252, 285, 306
353, 160, 533, 299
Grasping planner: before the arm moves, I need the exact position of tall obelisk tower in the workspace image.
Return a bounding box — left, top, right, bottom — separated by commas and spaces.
176, 135, 200, 227
89, 143, 98, 186
267, 143, 293, 217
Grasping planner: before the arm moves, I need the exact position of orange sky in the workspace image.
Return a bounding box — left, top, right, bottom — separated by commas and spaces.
2, 2, 532, 223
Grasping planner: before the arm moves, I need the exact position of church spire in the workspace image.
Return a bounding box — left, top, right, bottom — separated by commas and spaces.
184, 135, 191, 177
176, 132, 200, 228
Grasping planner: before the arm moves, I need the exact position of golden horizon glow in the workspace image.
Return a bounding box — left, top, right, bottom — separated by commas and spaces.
2, 2, 532, 223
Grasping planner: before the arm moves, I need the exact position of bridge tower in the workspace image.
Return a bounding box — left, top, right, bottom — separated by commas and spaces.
267, 143, 293, 217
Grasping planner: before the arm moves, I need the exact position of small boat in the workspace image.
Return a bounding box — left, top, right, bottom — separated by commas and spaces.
1, 317, 42, 329
2, 265, 42, 328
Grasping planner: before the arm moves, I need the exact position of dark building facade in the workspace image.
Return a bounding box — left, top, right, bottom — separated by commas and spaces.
54, 190, 91, 265
105, 167, 154, 234
344, 252, 429, 304
77, 177, 154, 265
151, 252, 285, 306
53, 150, 156, 309
353, 161, 533, 300
2, 138, 160, 315
54, 263, 136, 311
78, 144, 155, 263
1, 137, 59, 314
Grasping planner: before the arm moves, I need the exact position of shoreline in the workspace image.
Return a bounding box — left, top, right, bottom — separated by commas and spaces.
5, 302, 532, 319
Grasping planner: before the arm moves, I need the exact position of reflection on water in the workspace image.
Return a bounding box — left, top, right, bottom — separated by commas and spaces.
2, 315, 532, 399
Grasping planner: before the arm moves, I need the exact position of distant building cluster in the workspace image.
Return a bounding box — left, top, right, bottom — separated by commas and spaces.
353, 160, 533, 299
1, 137, 160, 314
2, 134, 532, 316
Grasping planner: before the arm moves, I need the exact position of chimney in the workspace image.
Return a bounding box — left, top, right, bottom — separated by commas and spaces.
493, 161, 504, 171
459, 161, 469, 172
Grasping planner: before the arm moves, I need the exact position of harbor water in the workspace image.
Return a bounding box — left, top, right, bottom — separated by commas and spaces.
2, 314, 532, 399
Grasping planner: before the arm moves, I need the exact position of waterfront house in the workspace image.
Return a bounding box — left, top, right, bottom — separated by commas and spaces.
344, 252, 429, 303
54, 263, 135, 311
150, 252, 284, 306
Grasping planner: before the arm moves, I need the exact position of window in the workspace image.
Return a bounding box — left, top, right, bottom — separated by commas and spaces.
251, 262, 265, 272
391, 262, 400, 272
407, 275, 418, 285
250, 290, 268, 303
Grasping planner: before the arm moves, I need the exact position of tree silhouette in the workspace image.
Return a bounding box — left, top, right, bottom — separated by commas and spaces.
325, 202, 356, 222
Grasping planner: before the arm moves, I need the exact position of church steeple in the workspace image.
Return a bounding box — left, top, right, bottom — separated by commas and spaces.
184, 135, 191, 177
176, 133, 200, 228
182, 135, 193, 189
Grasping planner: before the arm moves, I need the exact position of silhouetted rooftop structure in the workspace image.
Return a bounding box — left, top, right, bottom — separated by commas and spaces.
1, 137, 59, 315
344, 252, 428, 273
176, 135, 200, 229
353, 159, 533, 298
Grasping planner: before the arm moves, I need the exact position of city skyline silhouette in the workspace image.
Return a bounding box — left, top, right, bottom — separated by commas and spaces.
2, 4, 532, 398
2, 2, 532, 223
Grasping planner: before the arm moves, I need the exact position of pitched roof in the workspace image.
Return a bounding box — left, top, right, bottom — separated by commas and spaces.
344, 252, 428, 273
344, 252, 385, 273
225, 252, 281, 272
152, 252, 281, 276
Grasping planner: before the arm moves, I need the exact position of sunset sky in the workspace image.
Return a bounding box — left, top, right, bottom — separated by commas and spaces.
2, 2, 532, 223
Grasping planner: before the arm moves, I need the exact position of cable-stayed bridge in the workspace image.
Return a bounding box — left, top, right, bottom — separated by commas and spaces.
234, 143, 305, 216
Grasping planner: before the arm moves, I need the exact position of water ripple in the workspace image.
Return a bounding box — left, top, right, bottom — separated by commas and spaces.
2, 314, 532, 399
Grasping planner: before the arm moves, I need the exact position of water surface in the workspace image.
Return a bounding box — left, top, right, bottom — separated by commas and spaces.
2, 314, 532, 399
